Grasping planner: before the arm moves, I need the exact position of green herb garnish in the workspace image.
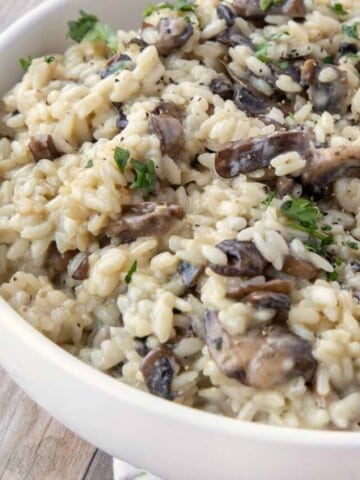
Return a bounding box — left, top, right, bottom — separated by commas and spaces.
326, 270, 338, 281
143, 1, 196, 17
347, 241, 359, 250
68, 11, 117, 53
342, 23, 360, 40
266, 31, 289, 41
278, 60, 289, 70
125, 260, 137, 284
281, 198, 321, 231
45, 55, 55, 64
259, 0, 283, 11
114, 147, 130, 173
262, 191, 275, 206
330, 3, 348, 16
255, 32, 289, 63
85, 159, 93, 168
130, 159, 157, 193
19, 56, 33, 72
322, 55, 334, 64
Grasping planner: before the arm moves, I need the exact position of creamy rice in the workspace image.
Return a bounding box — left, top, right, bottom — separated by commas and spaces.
1, 0, 360, 430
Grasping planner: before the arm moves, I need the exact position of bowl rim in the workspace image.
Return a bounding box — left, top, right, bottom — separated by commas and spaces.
1, 0, 360, 447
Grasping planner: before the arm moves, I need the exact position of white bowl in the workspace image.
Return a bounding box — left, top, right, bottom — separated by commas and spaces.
0, 2, 360, 479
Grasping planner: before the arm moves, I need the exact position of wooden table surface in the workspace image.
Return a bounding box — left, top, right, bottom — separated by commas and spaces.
0, 2, 113, 479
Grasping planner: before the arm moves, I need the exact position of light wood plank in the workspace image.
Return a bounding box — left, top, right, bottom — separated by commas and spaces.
83, 450, 114, 480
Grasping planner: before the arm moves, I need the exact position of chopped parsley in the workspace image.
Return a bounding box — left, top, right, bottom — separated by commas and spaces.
85, 159, 93, 168
347, 241, 359, 250
19, 56, 33, 72
262, 190, 275, 206
322, 55, 334, 64
278, 60, 289, 70
326, 270, 338, 281
281, 198, 321, 231
342, 23, 360, 40
114, 147, 130, 173
259, 0, 283, 11
125, 260, 137, 284
130, 159, 157, 193
68, 11, 117, 53
330, 3, 348, 16
281, 198, 334, 256
143, 1, 196, 17
255, 32, 289, 63
44, 55, 55, 64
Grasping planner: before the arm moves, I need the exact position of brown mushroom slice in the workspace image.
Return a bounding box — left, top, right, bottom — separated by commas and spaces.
209, 75, 234, 101
178, 261, 204, 289
156, 18, 193, 56
100, 53, 134, 79
101, 202, 185, 242
71, 256, 90, 281
301, 145, 360, 193
28, 134, 61, 162
282, 255, 319, 280
233, 82, 273, 117
232, 0, 306, 19
301, 59, 349, 115
216, 25, 254, 49
140, 347, 177, 400
227, 278, 294, 299
45, 242, 77, 277
149, 114, 184, 157
244, 291, 291, 310
275, 176, 300, 198
214, 130, 310, 178
204, 310, 316, 389
210, 240, 267, 277
153, 101, 182, 119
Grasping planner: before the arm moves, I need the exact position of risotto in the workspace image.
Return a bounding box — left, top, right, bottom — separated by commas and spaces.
1, 0, 360, 430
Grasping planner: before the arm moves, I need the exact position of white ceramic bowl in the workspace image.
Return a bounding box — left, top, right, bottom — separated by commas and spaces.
1, 2, 360, 479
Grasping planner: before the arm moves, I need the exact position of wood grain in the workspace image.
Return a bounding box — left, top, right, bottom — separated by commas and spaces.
0, 1, 113, 479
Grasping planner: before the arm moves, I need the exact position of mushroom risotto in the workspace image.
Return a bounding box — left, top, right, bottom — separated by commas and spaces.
2, 0, 360, 430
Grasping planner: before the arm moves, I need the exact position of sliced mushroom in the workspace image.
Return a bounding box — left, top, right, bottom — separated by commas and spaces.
113, 103, 128, 131
216, 3, 236, 26
233, 82, 273, 116
301, 59, 349, 115
72, 256, 89, 281
209, 75, 234, 101
101, 202, 185, 242
205, 310, 316, 389
214, 130, 310, 178
275, 176, 300, 198
134, 337, 150, 357
302, 145, 360, 193
45, 242, 76, 277
282, 255, 319, 280
156, 18, 193, 56
178, 261, 204, 289
153, 101, 182, 119
140, 347, 177, 400
216, 25, 254, 49
149, 114, 184, 157
227, 278, 294, 299
28, 134, 61, 162
210, 240, 267, 277
244, 291, 291, 310
232, 0, 306, 19
100, 53, 134, 79
128, 37, 148, 50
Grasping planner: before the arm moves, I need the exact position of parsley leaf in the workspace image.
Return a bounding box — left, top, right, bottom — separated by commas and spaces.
19, 56, 33, 72
45, 55, 55, 64
330, 3, 348, 16
278, 60, 289, 70
326, 270, 338, 281
322, 55, 334, 64
342, 23, 360, 40
143, 0, 196, 16
85, 159, 93, 168
130, 159, 157, 193
262, 191, 275, 206
68, 11, 117, 53
347, 241, 359, 250
125, 260, 137, 284
114, 147, 130, 173
68, 10, 98, 42
259, 0, 283, 11
255, 32, 289, 63
280, 198, 321, 231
